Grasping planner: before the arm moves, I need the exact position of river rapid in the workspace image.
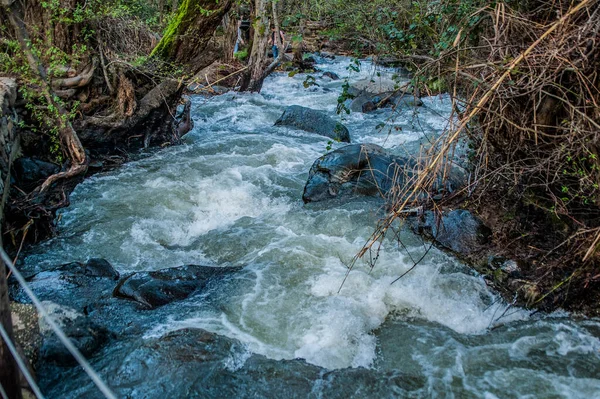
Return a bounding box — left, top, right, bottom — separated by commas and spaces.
21, 55, 600, 398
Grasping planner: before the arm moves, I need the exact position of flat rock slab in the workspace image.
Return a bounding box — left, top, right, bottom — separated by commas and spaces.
303, 143, 413, 203
53, 327, 425, 398
275, 105, 350, 143
114, 265, 242, 309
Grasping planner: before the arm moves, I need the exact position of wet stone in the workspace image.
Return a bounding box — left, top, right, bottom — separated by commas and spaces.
113, 265, 242, 309
321, 71, 340, 80
10, 302, 41, 365
58, 258, 120, 280
274, 105, 351, 143
41, 314, 111, 366
303, 143, 413, 203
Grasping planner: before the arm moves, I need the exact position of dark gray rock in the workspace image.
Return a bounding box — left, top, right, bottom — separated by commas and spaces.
41, 315, 111, 366
349, 93, 376, 113
58, 258, 120, 280
410, 210, 492, 255
275, 105, 350, 143
13, 157, 59, 188
303, 144, 413, 203
346, 79, 422, 113
362, 101, 377, 113
322, 71, 340, 80
114, 265, 242, 309
12, 258, 121, 314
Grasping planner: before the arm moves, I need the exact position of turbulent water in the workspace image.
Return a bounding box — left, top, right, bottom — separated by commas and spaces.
23, 56, 600, 398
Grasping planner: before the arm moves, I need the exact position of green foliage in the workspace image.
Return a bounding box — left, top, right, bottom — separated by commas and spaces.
559, 152, 600, 206
336, 81, 355, 115
234, 49, 248, 61
302, 75, 319, 89
301, 0, 494, 57
151, 0, 192, 58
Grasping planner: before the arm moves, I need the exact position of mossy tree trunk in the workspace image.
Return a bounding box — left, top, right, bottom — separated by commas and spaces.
151, 0, 233, 74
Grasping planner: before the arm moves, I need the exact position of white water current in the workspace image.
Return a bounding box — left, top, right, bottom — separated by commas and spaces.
23, 55, 600, 398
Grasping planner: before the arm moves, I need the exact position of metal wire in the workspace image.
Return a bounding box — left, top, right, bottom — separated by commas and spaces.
1, 249, 117, 399
0, 382, 9, 399
0, 322, 45, 398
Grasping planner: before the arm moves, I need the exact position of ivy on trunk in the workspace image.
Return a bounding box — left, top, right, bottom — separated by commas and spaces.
151, 0, 233, 74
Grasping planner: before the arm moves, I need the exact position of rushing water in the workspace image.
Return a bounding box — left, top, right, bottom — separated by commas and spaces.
23, 56, 600, 398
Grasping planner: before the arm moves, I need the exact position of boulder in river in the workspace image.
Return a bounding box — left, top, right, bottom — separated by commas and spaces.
114, 265, 242, 309
322, 71, 340, 80
350, 77, 399, 96
409, 210, 492, 256
349, 93, 377, 113
303, 144, 413, 203
275, 105, 351, 143
346, 77, 423, 113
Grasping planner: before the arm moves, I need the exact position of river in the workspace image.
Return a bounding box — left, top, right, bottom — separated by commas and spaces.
21, 55, 600, 398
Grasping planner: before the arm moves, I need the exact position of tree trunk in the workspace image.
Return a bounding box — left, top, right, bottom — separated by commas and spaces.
239, 0, 270, 92
222, 12, 238, 63
5, 1, 87, 193
22, 0, 84, 54
151, 0, 233, 74
239, 0, 286, 93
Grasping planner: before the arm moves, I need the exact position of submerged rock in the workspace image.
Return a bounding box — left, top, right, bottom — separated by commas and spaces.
274, 105, 351, 143
410, 210, 492, 256
303, 144, 413, 203
114, 265, 242, 309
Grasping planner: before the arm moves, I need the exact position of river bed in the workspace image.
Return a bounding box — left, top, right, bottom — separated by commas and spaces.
21, 55, 600, 398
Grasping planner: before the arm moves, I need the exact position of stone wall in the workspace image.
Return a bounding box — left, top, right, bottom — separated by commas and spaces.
0, 77, 19, 248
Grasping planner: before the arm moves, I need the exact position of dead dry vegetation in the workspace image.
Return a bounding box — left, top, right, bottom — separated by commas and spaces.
356, 0, 600, 314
